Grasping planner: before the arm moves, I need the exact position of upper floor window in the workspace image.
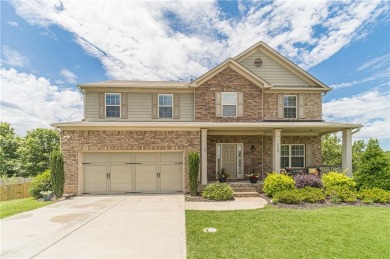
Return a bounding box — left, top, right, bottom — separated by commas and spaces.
281, 144, 305, 168
222, 92, 237, 117
158, 94, 173, 118
105, 93, 121, 118
283, 95, 297, 119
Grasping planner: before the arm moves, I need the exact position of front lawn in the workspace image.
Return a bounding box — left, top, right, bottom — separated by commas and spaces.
0, 197, 54, 219
186, 207, 390, 259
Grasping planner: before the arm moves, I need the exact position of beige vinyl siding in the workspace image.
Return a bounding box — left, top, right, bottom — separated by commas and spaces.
239, 51, 310, 86
85, 91, 194, 121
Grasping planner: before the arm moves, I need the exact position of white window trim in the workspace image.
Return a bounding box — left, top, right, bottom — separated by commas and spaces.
281, 144, 305, 168
158, 94, 173, 119
283, 95, 297, 119
105, 93, 121, 118
221, 92, 237, 117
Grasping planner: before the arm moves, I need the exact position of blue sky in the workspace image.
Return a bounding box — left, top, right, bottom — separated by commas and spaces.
1, 0, 389, 150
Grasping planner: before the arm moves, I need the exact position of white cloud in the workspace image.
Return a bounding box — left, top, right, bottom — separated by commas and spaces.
1, 45, 29, 67
323, 90, 390, 141
60, 68, 77, 84
0, 68, 83, 136
10, 0, 388, 80
7, 21, 19, 27
357, 53, 390, 72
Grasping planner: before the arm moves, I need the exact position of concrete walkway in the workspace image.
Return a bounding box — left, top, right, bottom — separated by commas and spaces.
185, 197, 267, 210
1, 195, 185, 259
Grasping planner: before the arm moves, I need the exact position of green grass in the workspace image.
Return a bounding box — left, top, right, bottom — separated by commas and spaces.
186, 206, 390, 259
0, 197, 54, 219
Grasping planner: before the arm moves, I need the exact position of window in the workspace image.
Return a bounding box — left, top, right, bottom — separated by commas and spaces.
283, 95, 297, 119
222, 92, 237, 117
158, 94, 173, 118
281, 144, 305, 168
105, 93, 121, 118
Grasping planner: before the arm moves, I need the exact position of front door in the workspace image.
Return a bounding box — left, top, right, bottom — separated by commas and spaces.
222, 144, 237, 178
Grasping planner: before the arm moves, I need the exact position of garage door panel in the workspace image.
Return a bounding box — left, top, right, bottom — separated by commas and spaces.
84, 165, 107, 194
110, 153, 131, 163
84, 153, 108, 164
110, 165, 133, 193
160, 164, 182, 192
135, 153, 158, 162
135, 164, 157, 192
160, 152, 182, 162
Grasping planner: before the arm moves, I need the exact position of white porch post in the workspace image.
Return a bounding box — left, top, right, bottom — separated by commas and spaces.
201, 129, 208, 185
272, 129, 282, 173
342, 129, 353, 177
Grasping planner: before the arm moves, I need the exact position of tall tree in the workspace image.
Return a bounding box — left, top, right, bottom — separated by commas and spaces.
0, 122, 19, 176
352, 140, 365, 172
322, 134, 342, 165
353, 139, 390, 190
18, 128, 60, 177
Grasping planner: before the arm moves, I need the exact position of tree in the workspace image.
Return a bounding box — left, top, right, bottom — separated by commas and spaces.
353, 139, 390, 190
188, 152, 200, 196
352, 140, 365, 172
322, 134, 341, 165
50, 150, 64, 198
18, 128, 60, 177
0, 122, 19, 176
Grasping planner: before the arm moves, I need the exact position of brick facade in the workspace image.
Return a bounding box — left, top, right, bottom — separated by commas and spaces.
195, 67, 263, 122
61, 130, 200, 194
263, 93, 322, 120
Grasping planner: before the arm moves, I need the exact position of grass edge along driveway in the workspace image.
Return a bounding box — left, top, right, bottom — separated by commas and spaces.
186, 206, 390, 259
0, 197, 54, 219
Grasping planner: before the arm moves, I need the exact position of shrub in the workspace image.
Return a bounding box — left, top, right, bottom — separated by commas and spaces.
273, 187, 325, 204
325, 186, 357, 203
358, 188, 390, 204
50, 150, 64, 198
188, 152, 200, 196
202, 182, 234, 201
263, 173, 295, 197
294, 174, 323, 189
322, 172, 356, 190
29, 170, 52, 199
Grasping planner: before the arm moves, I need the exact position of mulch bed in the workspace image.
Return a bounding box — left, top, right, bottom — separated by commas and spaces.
185, 194, 235, 202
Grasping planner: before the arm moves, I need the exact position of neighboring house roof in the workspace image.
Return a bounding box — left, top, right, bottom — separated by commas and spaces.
78, 80, 190, 89
188, 58, 272, 88
234, 41, 330, 91
52, 121, 362, 135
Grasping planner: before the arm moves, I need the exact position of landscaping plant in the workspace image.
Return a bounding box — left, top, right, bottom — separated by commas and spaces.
263, 172, 295, 197
322, 171, 356, 190
202, 182, 234, 201
294, 174, 323, 189
325, 186, 357, 203
188, 152, 200, 196
50, 149, 64, 198
29, 170, 52, 199
273, 187, 325, 204
358, 188, 390, 204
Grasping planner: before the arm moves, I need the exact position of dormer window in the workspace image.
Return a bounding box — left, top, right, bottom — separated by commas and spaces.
222, 92, 237, 117
158, 94, 173, 118
283, 95, 297, 119
105, 93, 121, 118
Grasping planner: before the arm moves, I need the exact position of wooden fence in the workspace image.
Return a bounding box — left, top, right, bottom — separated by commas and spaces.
0, 182, 31, 202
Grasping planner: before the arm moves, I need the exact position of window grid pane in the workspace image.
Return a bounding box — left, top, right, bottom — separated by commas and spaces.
106, 93, 121, 118
158, 95, 173, 118
222, 92, 237, 105
222, 105, 236, 117
284, 107, 296, 118
159, 107, 172, 118
291, 157, 304, 167
106, 106, 120, 118
280, 144, 304, 168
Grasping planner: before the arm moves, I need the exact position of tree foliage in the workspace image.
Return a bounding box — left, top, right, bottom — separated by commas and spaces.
353, 139, 390, 190
18, 128, 60, 177
0, 122, 20, 176
322, 134, 342, 166
188, 152, 200, 196
50, 150, 65, 198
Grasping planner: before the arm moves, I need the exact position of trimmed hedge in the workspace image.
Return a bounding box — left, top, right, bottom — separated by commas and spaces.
29, 170, 52, 199
273, 187, 325, 204
202, 182, 234, 201
322, 172, 356, 190
263, 173, 295, 197
358, 188, 390, 204
188, 152, 200, 196
325, 186, 357, 203
294, 174, 323, 189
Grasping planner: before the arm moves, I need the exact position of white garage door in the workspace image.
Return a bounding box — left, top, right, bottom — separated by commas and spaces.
83, 152, 183, 194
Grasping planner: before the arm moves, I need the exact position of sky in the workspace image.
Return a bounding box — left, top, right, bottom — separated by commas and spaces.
1, 0, 389, 150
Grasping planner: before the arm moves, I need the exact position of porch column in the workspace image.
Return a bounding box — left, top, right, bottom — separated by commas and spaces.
342, 129, 353, 177
201, 129, 208, 185
272, 129, 282, 173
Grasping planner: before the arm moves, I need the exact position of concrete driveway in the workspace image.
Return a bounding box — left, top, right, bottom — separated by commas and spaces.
0, 195, 186, 258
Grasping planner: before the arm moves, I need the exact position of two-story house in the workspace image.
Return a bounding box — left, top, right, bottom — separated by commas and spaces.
52, 41, 361, 195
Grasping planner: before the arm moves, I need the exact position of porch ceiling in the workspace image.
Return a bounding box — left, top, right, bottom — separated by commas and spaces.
52, 121, 361, 136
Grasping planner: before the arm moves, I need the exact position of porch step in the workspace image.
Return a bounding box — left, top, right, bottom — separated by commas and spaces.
231, 187, 258, 192
233, 191, 260, 198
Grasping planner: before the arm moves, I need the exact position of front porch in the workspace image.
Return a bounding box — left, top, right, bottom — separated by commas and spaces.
200, 122, 361, 186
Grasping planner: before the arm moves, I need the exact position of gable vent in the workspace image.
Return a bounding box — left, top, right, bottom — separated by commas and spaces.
253, 58, 263, 68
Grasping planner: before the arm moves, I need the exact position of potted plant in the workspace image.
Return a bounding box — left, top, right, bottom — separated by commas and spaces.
40, 191, 53, 201
217, 168, 230, 183
246, 167, 259, 183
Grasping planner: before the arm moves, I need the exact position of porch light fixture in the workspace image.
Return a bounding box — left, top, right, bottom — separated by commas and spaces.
251, 145, 256, 153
